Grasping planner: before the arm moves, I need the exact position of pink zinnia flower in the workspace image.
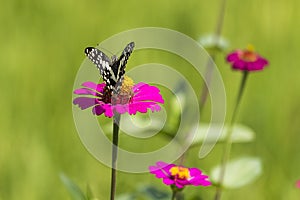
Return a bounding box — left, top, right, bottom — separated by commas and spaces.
73, 76, 164, 118
296, 180, 300, 188
226, 45, 268, 71
149, 161, 211, 189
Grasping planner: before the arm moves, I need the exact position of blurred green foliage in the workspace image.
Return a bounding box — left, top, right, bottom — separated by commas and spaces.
1, 0, 300, 199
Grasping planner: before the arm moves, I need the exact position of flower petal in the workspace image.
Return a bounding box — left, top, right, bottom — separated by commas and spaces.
92, 105, 106, 116
73, 81, 164, 117
163, 177, 175, 185
74, 82, 105, 96
114, 104, 128, 114
226, 49, 268, 71
133, 83, 164, 103
232, 60, 246, 70
74, 88, 98, 96
102, 104, 113, 118
82, 82, 106, 92
226, 51, 240, 62
189, 168, 211, 186
149, 161, 174, 178
129, 102, 162, 115
73, 97, 99, 109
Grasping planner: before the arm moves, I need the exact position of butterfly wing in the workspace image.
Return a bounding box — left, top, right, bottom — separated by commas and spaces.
84, 47, 117, 90
112, 42, 135, 93
84, 42, 135, 93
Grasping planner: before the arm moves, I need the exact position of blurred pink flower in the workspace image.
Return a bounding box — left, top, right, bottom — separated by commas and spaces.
226, 45, 268, 71
149, 161, 211, 189
73, 77, 164, 118
296, 180, 300, 188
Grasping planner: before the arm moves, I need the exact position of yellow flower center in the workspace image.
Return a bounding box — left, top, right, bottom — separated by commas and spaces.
120, 75, 134, 95
111, 75, 134, 105
239, 44, 258, 62
170, 166, 191, 180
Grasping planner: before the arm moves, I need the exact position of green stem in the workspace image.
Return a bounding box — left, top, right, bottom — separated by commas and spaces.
214, 71, 249, 200
179, 0, 228, 166
199, 0, 227, 110
110, 113, 121, 200
171, 190, 177, 200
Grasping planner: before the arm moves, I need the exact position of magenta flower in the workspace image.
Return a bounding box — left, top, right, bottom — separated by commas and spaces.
296, 180, 300, 188
226, 45, 268, 71
149, 161, 211, 189
73, 76, 164, 118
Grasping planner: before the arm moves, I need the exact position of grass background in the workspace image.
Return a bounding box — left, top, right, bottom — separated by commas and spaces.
1, 0, 299, 199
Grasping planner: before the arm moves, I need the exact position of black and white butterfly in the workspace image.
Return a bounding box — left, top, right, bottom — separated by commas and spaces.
84, 42, 135, 94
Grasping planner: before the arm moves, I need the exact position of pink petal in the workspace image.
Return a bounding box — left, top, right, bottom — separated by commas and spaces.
82, 82, 106, 91
114, 104, 128, 114
74, 88, 98, 96
133, 83, 164, 104
232, 60, 247, 70
150, 161, 173, 172
102, 104, 113, 118
149, 167, 168, 178
189, 168, 211, 186
129, 102, 161, 115
73, 97, 99, 109
92, 105, 106, 116
226, 51, 240, 62
149, 161, 174, 179
176, 179, 189, 186
296, 180, 300, 188
74, 82, 105, 96
163, 178, 175, 185
174, 182, 184, 188
149, 104, 162, 112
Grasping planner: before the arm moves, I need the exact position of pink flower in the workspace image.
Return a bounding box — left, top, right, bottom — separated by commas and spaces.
149, 161, 211, 189
73, 76, 164, 118
226, 45, 268, 71
296, 180, 300, 188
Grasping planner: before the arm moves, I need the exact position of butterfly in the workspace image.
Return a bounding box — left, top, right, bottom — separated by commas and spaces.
84, 42, 135, 94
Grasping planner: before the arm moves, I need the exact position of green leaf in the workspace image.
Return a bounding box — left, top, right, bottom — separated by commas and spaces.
60, 173, 86, 200
211, 157, 263, 189
198, 34, 229, 53
138, 185, 170, 200
192, 123, 255, 146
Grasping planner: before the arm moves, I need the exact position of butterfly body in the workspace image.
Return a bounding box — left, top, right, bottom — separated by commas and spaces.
84, 42, 135, 94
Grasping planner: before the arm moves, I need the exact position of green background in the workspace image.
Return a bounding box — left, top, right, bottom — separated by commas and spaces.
1, 0, 299, 199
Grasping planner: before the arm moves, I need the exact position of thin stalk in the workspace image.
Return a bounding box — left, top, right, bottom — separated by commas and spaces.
199, 0, 227, 110
180, 0, 228, 165
214, 71, 249, 200
110, 113, 121, 200
171, 190, 177, 200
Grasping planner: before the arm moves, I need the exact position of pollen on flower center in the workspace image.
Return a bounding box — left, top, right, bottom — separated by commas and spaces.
111, 75, 134, 105
240, 51, 258, 62
239, 44, 258, 62
121, 75, 134, 94
170, 166, 191, 180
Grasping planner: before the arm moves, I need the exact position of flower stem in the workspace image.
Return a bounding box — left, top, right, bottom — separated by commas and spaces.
214, 71, 249, 200
171, 190, 177, 200
199, 0, 227, 110
110, 113, 121, 200
179, 0, 228, 166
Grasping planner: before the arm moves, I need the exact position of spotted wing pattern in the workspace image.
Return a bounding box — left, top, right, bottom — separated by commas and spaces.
84, 42, 135, 93
112, 42, 135, 93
